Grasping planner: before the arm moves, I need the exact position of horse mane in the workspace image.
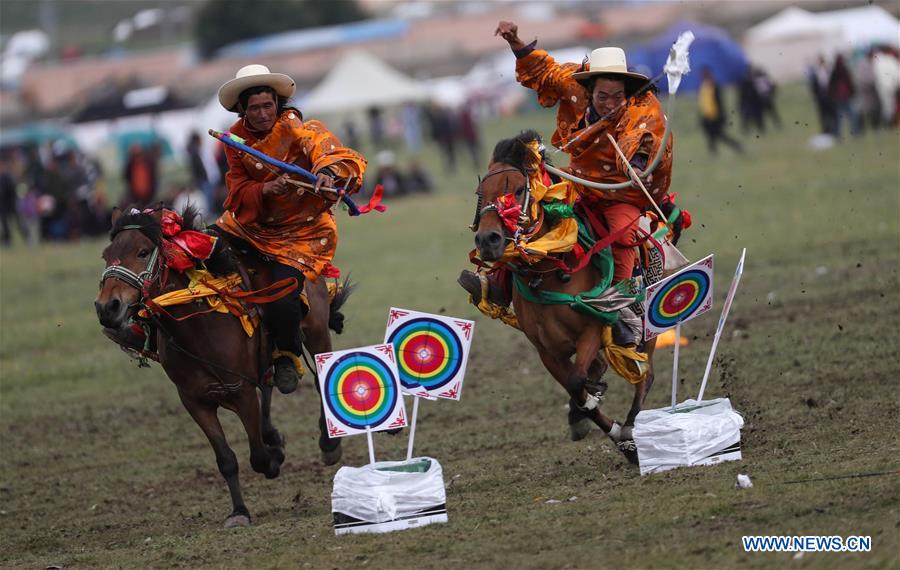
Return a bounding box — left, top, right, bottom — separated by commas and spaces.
110, 208, 161, 243
491, 129, 543, 171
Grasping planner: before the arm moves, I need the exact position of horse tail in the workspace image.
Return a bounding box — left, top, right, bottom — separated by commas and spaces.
328, 276, 355, 334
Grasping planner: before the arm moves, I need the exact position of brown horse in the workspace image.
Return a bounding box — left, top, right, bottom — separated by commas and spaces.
94, 206, 349, 527
466, 131, 658, 463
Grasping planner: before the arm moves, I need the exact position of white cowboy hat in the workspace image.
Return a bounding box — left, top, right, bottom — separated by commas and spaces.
218, 64, 296, 111
571, 47, 649, 83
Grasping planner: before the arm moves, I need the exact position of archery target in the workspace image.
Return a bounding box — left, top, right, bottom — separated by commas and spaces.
643, 254, 714, 340
315, 345, 407, 438
384, 308, 474, 400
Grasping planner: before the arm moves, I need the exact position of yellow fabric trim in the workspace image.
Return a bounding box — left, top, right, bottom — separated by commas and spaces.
272, 350, 306, 377
496, 155, 581, 265
474, 297, 520, 330
601, 326, 650, 385
146, 269, 257, 337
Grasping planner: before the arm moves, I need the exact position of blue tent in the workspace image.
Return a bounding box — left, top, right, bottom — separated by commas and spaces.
627, 21, 749, 93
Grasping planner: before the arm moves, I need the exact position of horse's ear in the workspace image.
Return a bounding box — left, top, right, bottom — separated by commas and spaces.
110, 207, 122, 227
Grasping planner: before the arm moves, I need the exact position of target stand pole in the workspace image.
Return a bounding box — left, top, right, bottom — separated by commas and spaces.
405, 396, 420, 461
671, 322, 681, 411
365, 426, 376, 465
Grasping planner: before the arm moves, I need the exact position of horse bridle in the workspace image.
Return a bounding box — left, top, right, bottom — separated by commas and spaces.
469, 166, 532, 236
99, 224, 162, 296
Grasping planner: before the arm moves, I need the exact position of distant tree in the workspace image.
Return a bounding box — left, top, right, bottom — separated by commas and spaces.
194, 0, 367, 58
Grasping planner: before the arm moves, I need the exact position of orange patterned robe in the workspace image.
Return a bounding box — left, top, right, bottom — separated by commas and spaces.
515, 49, 674, 208
216, 109, 366, 280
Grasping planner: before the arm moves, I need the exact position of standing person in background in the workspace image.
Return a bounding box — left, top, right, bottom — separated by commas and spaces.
457, 106, 483, 170
425, 103, 458, 174
738, 68, 763, 134
828, 54, 860, 139
808, 55, 836, 135
0, 154, 27, 246
185, 131, 212, 207
753, 67, 781, 131
698, 67, 743, 155
401, 103, 423, 152
367, 106, 385, 148
215, 64, 367, 394
122, 144, 155, 207
871, 49, 900, 127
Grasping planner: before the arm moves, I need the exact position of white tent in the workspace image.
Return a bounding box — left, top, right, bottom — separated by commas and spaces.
816, 5, 900, 51
300, 50, 426, 115
743, 7, 844, 81
744, 6, 900, 81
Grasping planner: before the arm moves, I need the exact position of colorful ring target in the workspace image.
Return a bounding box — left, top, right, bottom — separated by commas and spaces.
646, 269, 711, 328
387, 317, 463, 391
323, 352, 399, 430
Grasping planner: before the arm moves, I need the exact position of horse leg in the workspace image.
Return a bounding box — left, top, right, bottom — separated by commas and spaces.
536, 348, 617, 440
301, 281, 342, 466
232, 385, 284, 480
568, 357, 609, 441
180, 395, 251, 528
259, 384, 284, 449
617, 338, 658, 460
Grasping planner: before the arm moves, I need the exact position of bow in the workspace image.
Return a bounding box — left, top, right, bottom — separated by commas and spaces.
208, 129, 386, 216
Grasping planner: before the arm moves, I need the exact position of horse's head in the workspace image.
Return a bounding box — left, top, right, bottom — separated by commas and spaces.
471, 130, 544, 261
94, 207, 165, 329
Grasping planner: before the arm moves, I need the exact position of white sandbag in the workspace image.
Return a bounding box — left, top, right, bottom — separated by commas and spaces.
633, 398, 743, 476
332, 457, 447, 535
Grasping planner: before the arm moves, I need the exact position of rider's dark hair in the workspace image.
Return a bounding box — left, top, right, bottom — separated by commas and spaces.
576, 74, 658, 98
236, 86, 294, 118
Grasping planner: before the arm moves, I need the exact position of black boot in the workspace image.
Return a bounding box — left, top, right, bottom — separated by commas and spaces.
458, 270, 509, 306
273, 352, 301, 394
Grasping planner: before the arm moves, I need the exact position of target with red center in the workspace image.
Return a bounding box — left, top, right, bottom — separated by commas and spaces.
315, 345, 406, 437
643, 254, 714, 340
385, 308, 474, 400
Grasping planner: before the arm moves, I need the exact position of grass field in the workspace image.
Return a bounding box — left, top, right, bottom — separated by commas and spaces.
1, 83, 898, 569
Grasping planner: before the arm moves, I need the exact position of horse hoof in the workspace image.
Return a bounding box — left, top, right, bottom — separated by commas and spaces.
269, 446, 285, 466
321, 445, 343, 466
224, 514, 251, 528
617, 439, 640, 466
569, 418, 593, 441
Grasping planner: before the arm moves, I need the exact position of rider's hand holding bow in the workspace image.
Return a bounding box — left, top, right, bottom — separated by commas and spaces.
315, 171, 338, 202
262, 174, 291, 196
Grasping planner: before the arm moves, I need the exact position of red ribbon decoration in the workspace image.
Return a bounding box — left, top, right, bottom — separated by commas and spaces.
354, 184, 388, 214
496, 193, 522, 234
159, 210, 217, 272
321, 263, 341, 279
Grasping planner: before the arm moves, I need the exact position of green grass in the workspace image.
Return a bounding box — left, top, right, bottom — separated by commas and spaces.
1, 83, 899, 569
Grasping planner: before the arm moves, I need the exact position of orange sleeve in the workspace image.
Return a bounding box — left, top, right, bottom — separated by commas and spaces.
613, 94, 668, 176
223, 144, 266, 225
295, 120, 367, 194
515, 49, 586, 109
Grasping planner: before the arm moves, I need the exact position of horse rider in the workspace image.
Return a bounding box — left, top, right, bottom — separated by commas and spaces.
216, 64, 367, 394
460, 21, 674, 345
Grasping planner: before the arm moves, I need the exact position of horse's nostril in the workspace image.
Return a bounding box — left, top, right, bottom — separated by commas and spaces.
108, 299, 121, 314
487, 232, 503, 246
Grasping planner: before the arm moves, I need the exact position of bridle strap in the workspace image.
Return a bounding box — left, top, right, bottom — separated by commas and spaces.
100, 242, 161, 294
471, 166, 527, 231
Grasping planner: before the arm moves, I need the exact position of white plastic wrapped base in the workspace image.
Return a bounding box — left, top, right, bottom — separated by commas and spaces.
331, 457, 447, 535
633, 398, 743, 476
